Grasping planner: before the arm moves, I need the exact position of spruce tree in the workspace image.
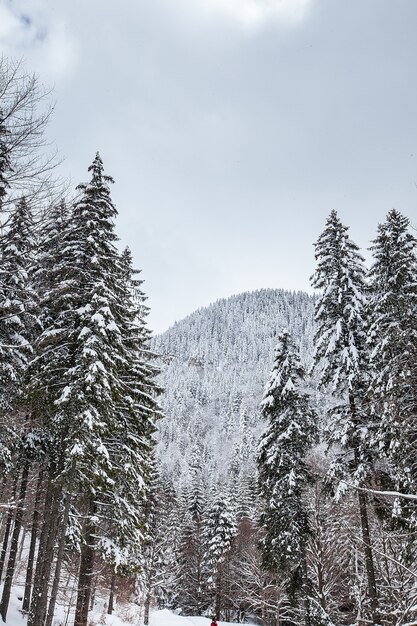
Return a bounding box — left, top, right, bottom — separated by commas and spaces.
311, 210, 379, 623
0, 197, 36, 478
257, 329, 316, 626
176, 460, 207, 615
367, 210, 417, 519
0, 197, 35, 413
203, 486, 237, 620
99, 245, 162, 576
28, 155, 161, 626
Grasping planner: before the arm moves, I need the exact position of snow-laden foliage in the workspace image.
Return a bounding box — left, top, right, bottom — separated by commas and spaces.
311, 210, 373, 486
0, 197, 36, 474
203, 487, 237, 573
153, 289, 316, 492
203, 486, 237, 618
258, 329, 316, 573
0, 197, 35, 413
25, 154, 162, 626
311, 209, 367, 392
367, 209, 417, 517
311, 211, 379, 625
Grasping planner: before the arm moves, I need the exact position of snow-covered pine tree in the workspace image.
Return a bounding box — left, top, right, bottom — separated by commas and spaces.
28, 154, 159, 626
257, 329, 316, 626
311, 210, 379, 623
203, 486, 237, 620
27, 157, 127, 626
139, 467, 180, 624
0, 197, 35, 413
61, 155, 160, 626
175, 458, 207, 616
97, 245, 162, 579
0, 197, 37, 482
367, 209, 417, 520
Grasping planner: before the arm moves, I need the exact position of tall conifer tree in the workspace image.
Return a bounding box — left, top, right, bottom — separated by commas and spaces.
29, 155, 161, 626
203, 487, 237, 620
257, 329, 315, 626
368, 210, 417, 519
311, 210, 379, 623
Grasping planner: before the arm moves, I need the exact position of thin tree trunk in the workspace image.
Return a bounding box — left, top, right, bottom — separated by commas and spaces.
349, 393, 379, 625
358, 490, 379, 623
225, 557, 230, 622
107, 570, 116, 615
0, 475, 18, 582
74, 500, 96, 626
22, 470, 44, 613
275, 581, 281, 626
45, 494, 71, 626
89, 581, 96, 611
301, 552, 311, 626
215, 564, 222, 620
144, 591, 151, 625
0, 462, 30, 622
27, 478, 61, 626
17, 528, 25, 562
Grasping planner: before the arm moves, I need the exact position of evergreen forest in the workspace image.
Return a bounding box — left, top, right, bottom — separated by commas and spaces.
0, 56, 416, 626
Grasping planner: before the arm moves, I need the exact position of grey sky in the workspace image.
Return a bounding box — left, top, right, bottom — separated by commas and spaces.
1, 0, 416, 332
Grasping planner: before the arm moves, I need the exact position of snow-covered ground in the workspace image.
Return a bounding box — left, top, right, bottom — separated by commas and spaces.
5, 583, 255, 626
150, 610, 256, 626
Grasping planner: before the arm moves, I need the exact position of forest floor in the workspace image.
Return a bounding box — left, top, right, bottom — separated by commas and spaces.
5, 582, 256, 625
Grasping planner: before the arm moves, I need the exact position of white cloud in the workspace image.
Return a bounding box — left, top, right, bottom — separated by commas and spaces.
195, 0, 314, 26
0, 1, 76, 81
0, 3, 30, 48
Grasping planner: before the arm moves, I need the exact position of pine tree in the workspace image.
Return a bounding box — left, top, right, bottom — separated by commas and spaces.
175, 460, 207, 616
0, 197, 35, 413
28, 155, 161, 626
24, 201, 71, 626
139, 469, 179, 624
203, 486, 237, 620
0, 197, 36, 483
367, 209, 417, 519
257, 329, 316, 626
98, 245, 162, 576
311, 210, 379, 623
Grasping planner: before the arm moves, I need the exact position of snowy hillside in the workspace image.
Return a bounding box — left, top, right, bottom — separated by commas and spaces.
153, 288, 315, 486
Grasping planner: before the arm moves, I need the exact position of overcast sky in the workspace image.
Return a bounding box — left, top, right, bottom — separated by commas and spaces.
1, 0, 416, 332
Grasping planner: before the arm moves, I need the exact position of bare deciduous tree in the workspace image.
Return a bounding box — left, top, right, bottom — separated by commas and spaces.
0, 55, 62, 212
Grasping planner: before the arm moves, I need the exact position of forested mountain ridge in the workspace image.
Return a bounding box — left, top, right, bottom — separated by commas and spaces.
152, 288, 315, 486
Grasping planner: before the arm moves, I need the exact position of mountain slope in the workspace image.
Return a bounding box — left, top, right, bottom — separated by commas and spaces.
152, 288, 316, 489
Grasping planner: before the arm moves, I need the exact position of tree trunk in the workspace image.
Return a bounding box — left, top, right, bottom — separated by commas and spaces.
74, 500, 96, 626
0, 463, 29, 622
0, 475, 18, 582
27, 478, 61, 626
45, 494, 71, 626
301, 552, 311, 626
22, 470, 44, 613
107, 570, 116, 615
89, 581, 96, 611
215, 564, 222, 620
349, 392, 379, 625
224, 557, 230, 622
358, 490, 379, 624
144, 591, 151, 625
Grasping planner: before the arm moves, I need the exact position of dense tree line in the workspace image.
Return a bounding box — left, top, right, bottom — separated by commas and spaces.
0, 58, 161, 625
151, 210, 417, 626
